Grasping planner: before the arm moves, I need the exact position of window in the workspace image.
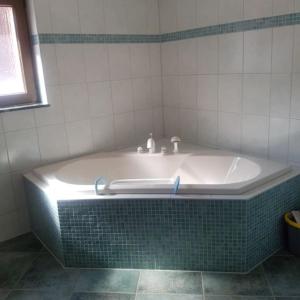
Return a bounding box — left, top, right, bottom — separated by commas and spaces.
0, 0, 38, 109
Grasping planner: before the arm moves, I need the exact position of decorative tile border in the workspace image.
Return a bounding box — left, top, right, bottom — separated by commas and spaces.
35, 13, 300, 44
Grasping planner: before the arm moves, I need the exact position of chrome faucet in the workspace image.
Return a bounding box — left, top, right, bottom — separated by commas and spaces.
146, 133, 156, 153
171, 136, 181, 153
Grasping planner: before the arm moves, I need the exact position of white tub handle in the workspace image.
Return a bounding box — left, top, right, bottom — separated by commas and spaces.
95, 176, 181, 195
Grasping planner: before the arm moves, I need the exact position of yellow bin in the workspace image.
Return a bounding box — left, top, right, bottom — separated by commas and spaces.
284, 212, 300, 256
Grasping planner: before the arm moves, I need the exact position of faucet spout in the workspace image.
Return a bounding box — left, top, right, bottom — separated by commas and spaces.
146, 133, 156, 153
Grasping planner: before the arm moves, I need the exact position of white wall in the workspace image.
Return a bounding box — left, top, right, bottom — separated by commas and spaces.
160, 0, 300, 166
0, 0, 163, 241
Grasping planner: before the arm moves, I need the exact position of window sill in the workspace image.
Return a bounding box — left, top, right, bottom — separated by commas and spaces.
0, 103, 50, 113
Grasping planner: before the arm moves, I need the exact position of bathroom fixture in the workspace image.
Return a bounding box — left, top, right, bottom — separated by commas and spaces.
171, 136, 181, 153
137, 146, 144, 153
161, 146, 167, 155
147, 133, 156, 153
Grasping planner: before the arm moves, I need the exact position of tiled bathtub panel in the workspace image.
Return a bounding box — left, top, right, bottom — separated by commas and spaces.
24, 178, 64, 263
58, 198, 247, 272
246, 175, 300, 270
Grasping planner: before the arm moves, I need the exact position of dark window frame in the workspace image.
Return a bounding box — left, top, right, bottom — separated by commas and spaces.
0, 0, 38, 108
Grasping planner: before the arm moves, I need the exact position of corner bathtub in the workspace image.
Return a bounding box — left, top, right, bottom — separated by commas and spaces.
24, 143, 300, 272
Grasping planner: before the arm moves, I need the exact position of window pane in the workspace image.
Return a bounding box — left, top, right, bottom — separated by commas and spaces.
0, 6, 26, 96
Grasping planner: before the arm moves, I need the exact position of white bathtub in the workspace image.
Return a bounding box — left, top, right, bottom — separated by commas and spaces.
26, 142, 291, 197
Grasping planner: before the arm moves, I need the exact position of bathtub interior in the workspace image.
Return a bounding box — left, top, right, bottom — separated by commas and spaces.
29, 143, 292, 196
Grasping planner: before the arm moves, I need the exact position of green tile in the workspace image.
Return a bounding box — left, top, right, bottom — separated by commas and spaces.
0, 233, 43, 253
75, 269, 139, 294
0, 252, 37, 288
137, 271, 202, 295
263, 256, 300, 296
275, 298, 300, 300
5, 290, 71, 300
205, 297, 274, 300
16, 253, 79, 292
135, 294, 202, 300
203, 267, 272, 296
70, 292, 135, 300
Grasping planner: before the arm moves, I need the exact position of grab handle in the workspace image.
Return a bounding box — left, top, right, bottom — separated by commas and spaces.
95, 177, 109, 195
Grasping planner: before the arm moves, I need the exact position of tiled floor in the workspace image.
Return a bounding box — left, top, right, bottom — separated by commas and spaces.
0, 234, 300, 300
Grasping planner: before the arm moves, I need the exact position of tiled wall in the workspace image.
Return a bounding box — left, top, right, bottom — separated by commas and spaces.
161, 0, 300, 165
0, 0, 163, 241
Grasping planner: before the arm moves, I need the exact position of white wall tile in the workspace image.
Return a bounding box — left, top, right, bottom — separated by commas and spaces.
88, 82, 113, 118
5, 129, 41, 171
78, 0, 106, 34
32, 0, 52, 33
38, 124, 69, 162
11, 173, 27, 209
218, 112, 241, 151
111, 80, 134, 114
179, 76, 198, 109
242, 115, 269, 157
130, 44, 150, 78
0, 174, 15, 215
293, 25, 300, 73
83, 45, 110, 83
134, 109, 154, 143
153, 108, 164, 138
198, 75, 219, 111
270, 75, 291, 118
91, 116, 115, 151
127, 0, 148, 34
151, 77, 163, 108
164, 107, 180, 137
219, 74, 242, 114
177, 0, 197, 30
40, 45, 58, 86
243, 74, 271, 116
108, 44, 131, 80
161, 42, 179, 75
272, 27, 293, 74
244, 29, 272, 73
196, 0, 218, 27
50, 0, 80, 33
198, 36, 218, 74
0, 211, 20, 242
198, 110, 218, 147
219, 32, 243, 74
162, 76, 180, 108
103, 0, 129, 34
219, 0, 244, 23
114, 112, 136, 147
61, 83, 89, 122
178, 39, 198, 75
66, 120, 93, 156
289, 118, 300, 162
291, 73, 300, 119
159, 0, 177, 33
35, 86, 65, 126
132, 78, 152, 111
179, 109, 198, 142
273, 0, 294, 15
149, 44, 161, 76
146, 0, 160, 34
295, 0, 300, 12
0, 134, 9, 174
244, 0, 273, 19
56, 45, 86, 84
269, 118, 289, 162
2, 110, 36, 132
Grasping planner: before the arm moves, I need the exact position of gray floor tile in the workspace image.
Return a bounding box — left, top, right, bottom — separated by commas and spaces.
74, 269, 139, 294
137, 271, 203, 295
16, 253, 79, 292
0, 252, 37, 289
263, 256, 300, 296
70, 292, 135, 300
0, 233, 43, 253
203, 267, 272, 296
0, 290, 10, 300
5, 290, 71, 300
135, 294, 203, 300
